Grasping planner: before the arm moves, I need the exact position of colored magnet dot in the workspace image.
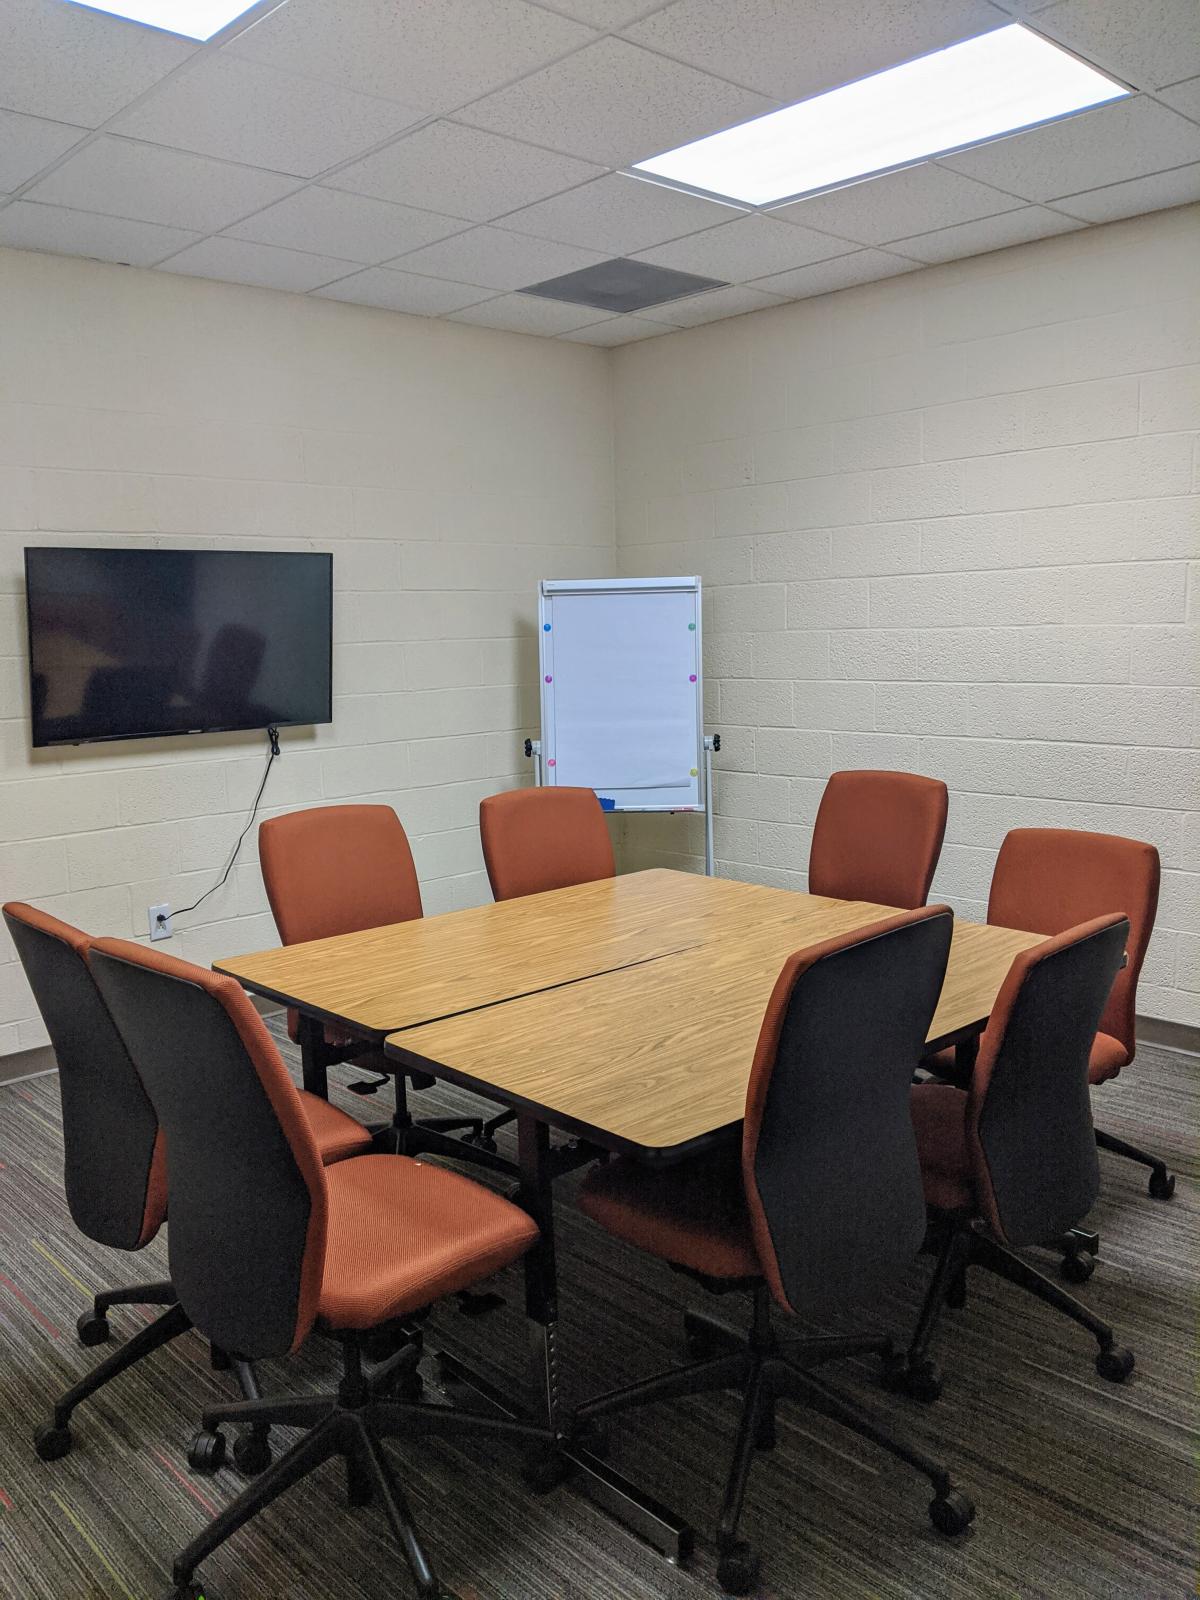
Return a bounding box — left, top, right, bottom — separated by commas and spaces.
543, 623, 551, 631
547, 758, 556, 767
688, 674, 697, 682
688, 622, 695, 630
545, 674, 553, 683
690, 767, 698, 776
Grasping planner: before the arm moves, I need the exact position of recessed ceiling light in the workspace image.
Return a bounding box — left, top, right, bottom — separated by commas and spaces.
632, 25, 1128, 208
59, 0, 266, 41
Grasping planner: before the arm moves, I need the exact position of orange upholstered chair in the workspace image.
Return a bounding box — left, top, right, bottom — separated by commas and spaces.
3, 902, 370, 1467
982, 829, 1169, 1201
808, 770, 948, 908
895, 915, 1136, 1405
480, 785, 615, 903
259, 804, 497, 1159
570, 907, 973, 1594
89, 936, 548, 1600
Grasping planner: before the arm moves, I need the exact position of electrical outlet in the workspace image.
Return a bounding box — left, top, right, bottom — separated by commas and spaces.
148, 903, 172, 942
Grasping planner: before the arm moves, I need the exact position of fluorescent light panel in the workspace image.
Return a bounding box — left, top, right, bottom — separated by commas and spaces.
633, 25, 1128, 207
60, 0, 263, 41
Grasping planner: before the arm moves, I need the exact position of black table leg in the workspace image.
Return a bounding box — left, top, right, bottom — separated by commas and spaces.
296, 1012, 328, 1101
437, 1112, 694, 1564
954, 1033, 979, 1079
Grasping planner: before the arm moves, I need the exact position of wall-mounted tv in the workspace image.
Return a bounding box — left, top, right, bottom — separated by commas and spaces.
25, 547, 333, 747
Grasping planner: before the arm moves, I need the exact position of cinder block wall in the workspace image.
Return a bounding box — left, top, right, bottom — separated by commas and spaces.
0, 247, 615, 1053
612, 206, 1200, 1028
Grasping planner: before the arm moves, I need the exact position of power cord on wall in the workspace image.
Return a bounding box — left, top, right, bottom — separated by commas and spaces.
164, 725, 280, 932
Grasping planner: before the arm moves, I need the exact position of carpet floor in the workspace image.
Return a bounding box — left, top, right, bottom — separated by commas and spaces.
0, 1028, 1195, 1600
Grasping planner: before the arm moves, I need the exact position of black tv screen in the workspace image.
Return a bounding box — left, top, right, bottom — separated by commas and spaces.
25, 547, 333, 747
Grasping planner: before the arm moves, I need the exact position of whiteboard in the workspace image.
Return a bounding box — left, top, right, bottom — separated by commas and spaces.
538, 577, 703, 813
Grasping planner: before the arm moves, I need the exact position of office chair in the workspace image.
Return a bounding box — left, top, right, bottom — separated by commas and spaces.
473, 785, 617, 1149
568, 906, 972, 1596
3, 902, 372, 1469
895, 914, 1137, 1405
89, 937, 552, 1600
479, 785, 615, 902
808, 769, 948, 908
259, 804, 494, 1159
988, 829, 1171, 1202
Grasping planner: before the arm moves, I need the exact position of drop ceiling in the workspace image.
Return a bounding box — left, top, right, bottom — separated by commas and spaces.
1, 0, 1197, 344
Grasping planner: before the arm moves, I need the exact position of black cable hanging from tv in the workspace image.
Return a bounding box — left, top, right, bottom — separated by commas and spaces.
169, 725, 279, 927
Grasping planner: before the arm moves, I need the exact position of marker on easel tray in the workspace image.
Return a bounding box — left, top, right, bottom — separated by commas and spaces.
598, 797, 616, 811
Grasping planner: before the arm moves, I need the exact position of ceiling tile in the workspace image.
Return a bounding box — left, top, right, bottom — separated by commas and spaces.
649, 283, 789, 326
391, 225, 607, 291
938, 97, 1200, 202
0, 200, 199, 266
447, 294, 605, 334
1051, 163, 1200, 222
25, 136, 299, 233
774, 164, 1024, 245
751, 249, 921, 298
313, 266, 491, 315
157, 236, 357, 293
1033, 0, 1200, 92
0, 110, 87, 193
543, 0, 671, 23
885, 205, 1085, 263
1157, 77, 1200, 124
560, 315, 676, 344
458, 37, 775, 167
622, 0, 1005, 103
499, 172, 742, 255
0, 0, 194, 127
226, 186, 467, 265
636, 214, 853, 282
226, 0, 595, 115
111, 53, 421, 178
329, 121, 603, 223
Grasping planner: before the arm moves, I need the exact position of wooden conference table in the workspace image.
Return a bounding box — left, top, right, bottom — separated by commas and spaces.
216, 868, 1042, 1558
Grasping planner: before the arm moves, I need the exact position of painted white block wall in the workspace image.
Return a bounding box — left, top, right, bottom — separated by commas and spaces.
612, 205, 1200, 1028
0, 246, 614, 1054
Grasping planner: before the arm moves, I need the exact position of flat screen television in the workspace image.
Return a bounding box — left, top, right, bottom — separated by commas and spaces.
25, 547, 333, 747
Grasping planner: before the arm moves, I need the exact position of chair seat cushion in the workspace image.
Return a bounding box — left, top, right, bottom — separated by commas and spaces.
298, 1091, 374, 1165
1088, 1031, 1128, 1085
318, 1155, 538, 1329
578, 1147, 760, 1281
910, 1083, 974, 1213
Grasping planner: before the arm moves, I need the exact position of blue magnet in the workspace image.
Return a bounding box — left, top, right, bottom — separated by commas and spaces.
543, 623, 551, 631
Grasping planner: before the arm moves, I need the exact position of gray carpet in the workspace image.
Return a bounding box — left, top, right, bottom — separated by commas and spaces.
0, 1029, 1195, 1600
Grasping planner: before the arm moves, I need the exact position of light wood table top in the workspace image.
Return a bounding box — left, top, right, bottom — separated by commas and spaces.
215, 868, 886, 1037
385, 913, 1044, 1158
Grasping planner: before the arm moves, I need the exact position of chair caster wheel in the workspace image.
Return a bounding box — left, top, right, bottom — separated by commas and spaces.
522, 1446, 571, 1495
76, 1311, 110, 1347
716, 1540, 761, 1595
930, 1490, 975, 1536
1149, 1169, 1175, 1201
882, 1355, 942, 1404
1096, 1345, 1135, 1383
1061, 1251, 1095, 1284
187, 1429, 227, 1475
232, 1429, 272, 1475
33, 1422, 72, 1461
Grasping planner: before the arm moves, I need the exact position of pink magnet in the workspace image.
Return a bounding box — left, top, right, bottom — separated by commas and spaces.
547, 758, 556, 767
545, 674, 552, 683
688, 674, 697, 682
